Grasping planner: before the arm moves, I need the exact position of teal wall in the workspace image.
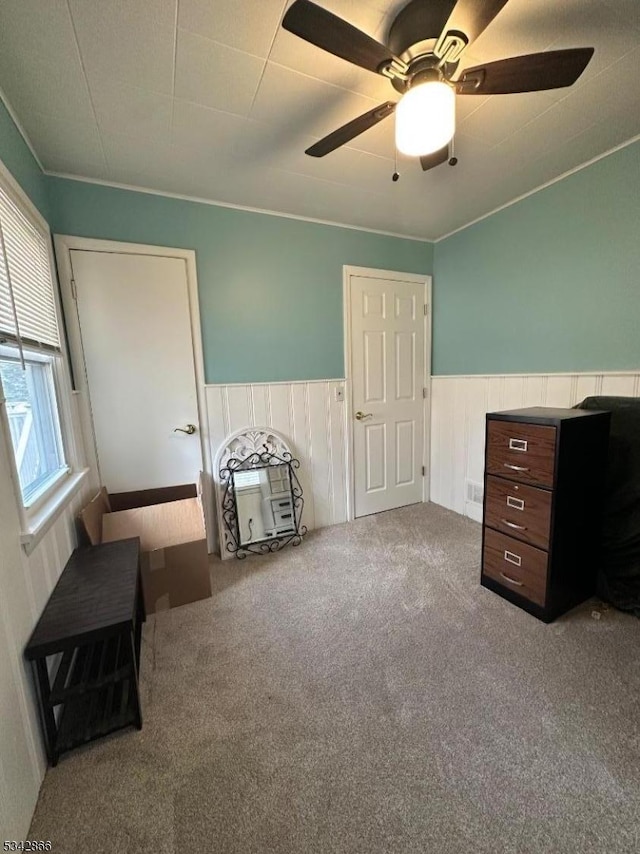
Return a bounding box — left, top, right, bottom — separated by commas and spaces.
433, 140, 640, 376
4, 89, 639, 383
0, 99, 49, 219
47, 178, 432, 383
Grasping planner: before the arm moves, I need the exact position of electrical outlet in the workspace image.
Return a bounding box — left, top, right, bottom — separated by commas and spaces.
334, 386, 345, 402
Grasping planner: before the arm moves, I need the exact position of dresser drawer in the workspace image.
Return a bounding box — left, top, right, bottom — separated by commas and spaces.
482, 528, 547, 607
273, 509, 294, 526
486, 420, 556, 487
484, 475, 552, 550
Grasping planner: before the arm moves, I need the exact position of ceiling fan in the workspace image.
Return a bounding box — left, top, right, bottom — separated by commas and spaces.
282, 0, 595, 171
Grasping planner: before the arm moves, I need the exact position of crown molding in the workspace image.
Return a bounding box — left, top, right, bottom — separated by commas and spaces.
0, 85, 45, 172
435, 132, 640, 242
44, 170, 434, 243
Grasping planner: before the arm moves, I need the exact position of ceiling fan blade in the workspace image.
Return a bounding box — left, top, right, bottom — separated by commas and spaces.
420, 146, 449, 171
306, 102, 396, 157
436, 0, 510, 57
282, 0, 402, 75
456, 48, 595, 94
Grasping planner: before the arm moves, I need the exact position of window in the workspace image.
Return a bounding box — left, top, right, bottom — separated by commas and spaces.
0, 177, 69, 510
0, 349, 66, 506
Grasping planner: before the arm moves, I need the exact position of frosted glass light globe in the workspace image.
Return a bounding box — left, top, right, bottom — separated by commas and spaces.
395, 81, 456, 157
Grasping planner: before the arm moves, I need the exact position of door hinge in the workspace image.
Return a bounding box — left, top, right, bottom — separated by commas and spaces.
424, 304, 428, 316
70, 278, 77, 301
423, 387, 428, 399
422, 466, 426, 477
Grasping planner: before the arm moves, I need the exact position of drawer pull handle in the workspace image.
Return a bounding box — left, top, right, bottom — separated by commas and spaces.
504, 463, 529, 472
501, 519, 527, 531
507, 496, 525, 511
500, 572, 524, 587
509, 438, 528, 452
504, 550, 522, 567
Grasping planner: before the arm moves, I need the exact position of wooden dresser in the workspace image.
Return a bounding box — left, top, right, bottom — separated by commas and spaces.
481, 407, 611, 622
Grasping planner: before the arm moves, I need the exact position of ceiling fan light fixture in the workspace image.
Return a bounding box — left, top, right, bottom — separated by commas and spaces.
395, 80, 455, 157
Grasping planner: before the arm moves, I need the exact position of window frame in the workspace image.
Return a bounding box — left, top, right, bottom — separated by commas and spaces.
0, 342, 70, 506
0, 159, 87, 550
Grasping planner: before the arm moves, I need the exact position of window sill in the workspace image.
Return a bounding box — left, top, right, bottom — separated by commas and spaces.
20, 468, 89, 555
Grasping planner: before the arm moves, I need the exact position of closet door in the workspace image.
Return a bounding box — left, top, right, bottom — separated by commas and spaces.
349, 271, 429, 517
70, 250, 202, 492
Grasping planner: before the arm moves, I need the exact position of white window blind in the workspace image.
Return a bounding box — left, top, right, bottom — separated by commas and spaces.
0, 183, 61, 354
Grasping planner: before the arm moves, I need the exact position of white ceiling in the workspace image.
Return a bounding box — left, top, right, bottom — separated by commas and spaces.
0, 0, 638, 240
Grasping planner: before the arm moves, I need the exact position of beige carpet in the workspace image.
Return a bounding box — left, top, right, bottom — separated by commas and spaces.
29, 503, 640, 853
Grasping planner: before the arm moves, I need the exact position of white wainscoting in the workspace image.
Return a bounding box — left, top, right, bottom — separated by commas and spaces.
0, 487, 95, 839
430, 372, 640, 523
0, 381, 97, 838
206, 380, 349, 533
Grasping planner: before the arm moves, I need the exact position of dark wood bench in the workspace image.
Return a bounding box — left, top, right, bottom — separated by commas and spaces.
25, 539, 145, 766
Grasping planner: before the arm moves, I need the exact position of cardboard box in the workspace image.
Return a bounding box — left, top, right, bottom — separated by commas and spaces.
79, 484, 211, 614
78, 487, 111, 546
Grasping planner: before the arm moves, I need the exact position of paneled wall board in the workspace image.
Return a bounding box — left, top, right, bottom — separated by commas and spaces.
206, 380, 348, 539
1, 339, 96, 838
430, 372, 640, 523
0, 463, 94, 838
290, 383, 316, 531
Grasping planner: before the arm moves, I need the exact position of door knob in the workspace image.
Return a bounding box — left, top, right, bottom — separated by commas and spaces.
174, 424, 197, 435
355, 411, 372, 421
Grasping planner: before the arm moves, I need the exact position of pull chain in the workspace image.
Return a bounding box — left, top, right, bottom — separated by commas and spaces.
449, 136, 458, 166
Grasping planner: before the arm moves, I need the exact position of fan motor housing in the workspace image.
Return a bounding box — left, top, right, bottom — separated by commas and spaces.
387, 0, 460, 93
387, 0, 454, 57
390, 56, 453, 95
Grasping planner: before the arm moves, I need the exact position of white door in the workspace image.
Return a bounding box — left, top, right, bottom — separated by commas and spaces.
70, 250, 202, 493
349, 271, 428, 517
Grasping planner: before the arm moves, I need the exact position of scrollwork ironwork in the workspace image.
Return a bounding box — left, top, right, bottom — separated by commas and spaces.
220, 443, 306, 559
